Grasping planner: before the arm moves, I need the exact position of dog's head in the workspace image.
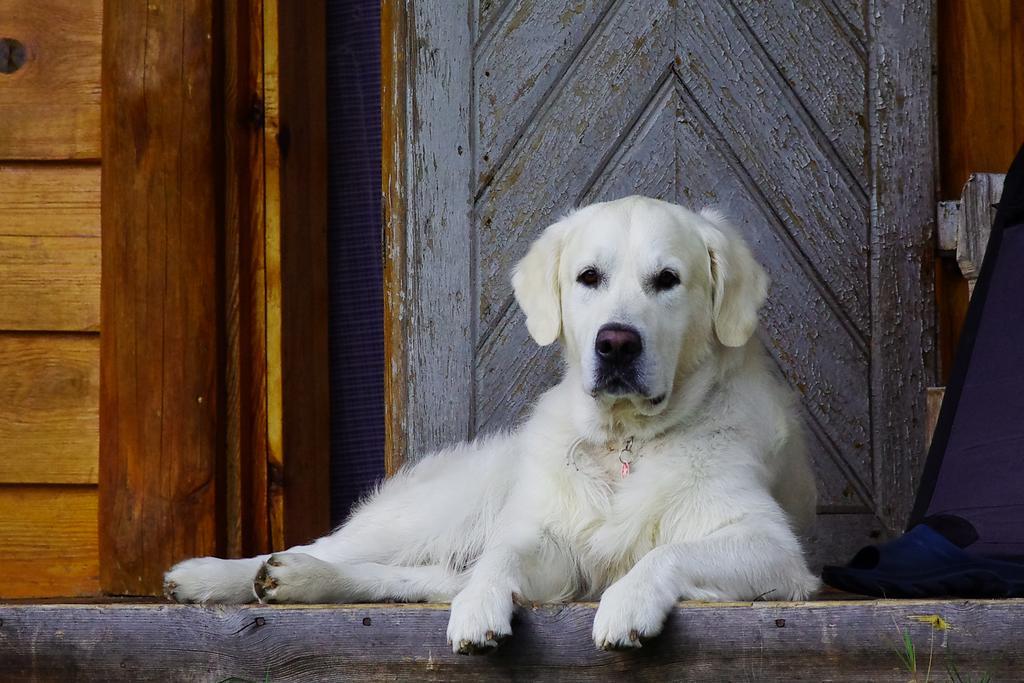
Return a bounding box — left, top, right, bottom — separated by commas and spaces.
513, 196, 768, 414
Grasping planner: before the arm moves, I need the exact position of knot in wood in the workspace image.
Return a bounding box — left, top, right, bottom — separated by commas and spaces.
0, 38, 27, 74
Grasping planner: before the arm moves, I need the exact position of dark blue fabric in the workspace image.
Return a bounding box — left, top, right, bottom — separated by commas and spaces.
824, 144, 1024, 598
921, 223, 1024, 558
326, 0, 385, 525
822, 525, 1024, 598
908, 142, 1024, 560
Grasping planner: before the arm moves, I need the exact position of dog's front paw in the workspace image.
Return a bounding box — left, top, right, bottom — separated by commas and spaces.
446, 585, 514, 655
592, 578, 670, 651
253, 553, 348, 604
164, 557, 259, 604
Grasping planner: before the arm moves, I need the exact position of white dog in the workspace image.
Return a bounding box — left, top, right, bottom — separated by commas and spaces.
165, 195, 819, 653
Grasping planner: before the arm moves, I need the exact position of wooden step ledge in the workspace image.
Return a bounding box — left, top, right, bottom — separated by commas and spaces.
1, 599, 1021, 681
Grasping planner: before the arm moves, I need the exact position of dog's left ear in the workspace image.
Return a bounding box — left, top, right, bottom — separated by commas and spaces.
512, 218, 572, 346
697, 210, 769, 347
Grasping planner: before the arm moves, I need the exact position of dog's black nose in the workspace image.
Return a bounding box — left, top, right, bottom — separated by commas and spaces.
595, 324, 643, 367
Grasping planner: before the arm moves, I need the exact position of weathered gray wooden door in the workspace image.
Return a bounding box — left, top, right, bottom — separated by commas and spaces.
385, 0, 935, 565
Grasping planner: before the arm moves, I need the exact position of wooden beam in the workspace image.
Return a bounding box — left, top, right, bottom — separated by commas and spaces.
1, 600, 1022, 680
100, 0, 222, 595
868, 0, 936, 534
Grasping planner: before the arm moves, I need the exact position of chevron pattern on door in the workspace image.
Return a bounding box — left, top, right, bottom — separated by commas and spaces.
385, 0, 935, 567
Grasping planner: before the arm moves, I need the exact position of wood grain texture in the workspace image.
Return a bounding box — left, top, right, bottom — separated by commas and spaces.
0, 486, 98, 598
385, 0, 475, 464
475, 0, 614, 189
0, 234, 100, 331
263, 0, 287, 553
938, 0, 1024, 198
868, 0, 936, 534
0, 164, 100, 237
100, 0, 222, 595
223, 0, 270, 559
382, 0, 411, 475
268, 0, 331, 549
731, 0, 867, 179
1, 600, 1022, 680
0, 334, 98, 484
675, 1, 869, 332
0, 0, 102, 159
0, 163, 100, 333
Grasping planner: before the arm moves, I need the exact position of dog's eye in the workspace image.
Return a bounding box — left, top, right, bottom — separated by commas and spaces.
652, 269, 681, 292
576, 268, 602, 288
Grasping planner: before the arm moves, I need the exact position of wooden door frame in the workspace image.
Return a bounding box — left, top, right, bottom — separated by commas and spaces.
99, 0, 329, 595
382, 0, 936, 534
383, 2, 474, 474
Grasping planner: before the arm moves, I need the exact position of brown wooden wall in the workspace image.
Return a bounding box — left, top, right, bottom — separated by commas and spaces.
1, 0, 328, 598
0, 0, 102, 597
98, 0, 329, 596
935, 0, 1024, 379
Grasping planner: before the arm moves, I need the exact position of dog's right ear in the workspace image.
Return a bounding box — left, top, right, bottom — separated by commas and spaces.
512, 218, 572, 346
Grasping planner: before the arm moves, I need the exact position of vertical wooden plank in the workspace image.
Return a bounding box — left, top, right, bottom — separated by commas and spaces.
383, 0, 474, 468
100, 0, 222, 594
265, 0, 331, 548
868, 0, 936, 534
223, 0, 270, 558
382, 0, 410, 477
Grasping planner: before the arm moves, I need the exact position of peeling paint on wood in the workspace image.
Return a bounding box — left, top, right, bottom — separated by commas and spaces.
868, 0, 936, 533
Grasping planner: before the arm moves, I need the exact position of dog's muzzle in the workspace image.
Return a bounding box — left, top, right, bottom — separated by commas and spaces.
593, 323, 646, 396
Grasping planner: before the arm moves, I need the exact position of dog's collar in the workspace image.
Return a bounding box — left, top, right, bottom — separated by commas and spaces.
565, 435, 644, 478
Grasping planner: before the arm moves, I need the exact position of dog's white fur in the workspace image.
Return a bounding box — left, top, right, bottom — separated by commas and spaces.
165, 196, 819, 653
